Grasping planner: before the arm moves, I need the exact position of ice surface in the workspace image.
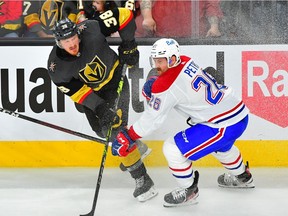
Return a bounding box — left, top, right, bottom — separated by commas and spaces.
0, 167, 287, 216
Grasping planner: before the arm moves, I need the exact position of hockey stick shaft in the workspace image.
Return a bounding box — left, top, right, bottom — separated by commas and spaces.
0, 107, 107, 145
81, 64, 128, 216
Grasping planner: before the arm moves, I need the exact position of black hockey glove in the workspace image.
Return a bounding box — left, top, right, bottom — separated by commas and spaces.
94, 103, 122, 130
118, 39, 139, 67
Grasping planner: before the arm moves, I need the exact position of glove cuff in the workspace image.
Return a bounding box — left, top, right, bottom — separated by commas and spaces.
128, 126, 142, 141
120, 39, 137, 48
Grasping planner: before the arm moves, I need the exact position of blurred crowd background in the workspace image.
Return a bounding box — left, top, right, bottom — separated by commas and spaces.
0, 0, 287, 43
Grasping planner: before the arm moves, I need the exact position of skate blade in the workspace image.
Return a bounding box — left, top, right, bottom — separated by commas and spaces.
136, 186, 158, 202
163, 193, 199, 208
218, 179, 255, 189
218, 183, 255, 188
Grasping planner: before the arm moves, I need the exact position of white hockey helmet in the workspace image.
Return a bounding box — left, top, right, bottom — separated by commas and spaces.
150, 38, 181, 68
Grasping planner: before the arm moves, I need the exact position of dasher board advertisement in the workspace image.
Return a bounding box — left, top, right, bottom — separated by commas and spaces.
0, 45, 287, 141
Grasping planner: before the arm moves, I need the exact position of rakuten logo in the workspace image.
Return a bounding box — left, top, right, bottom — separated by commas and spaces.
242, 51, 288, 128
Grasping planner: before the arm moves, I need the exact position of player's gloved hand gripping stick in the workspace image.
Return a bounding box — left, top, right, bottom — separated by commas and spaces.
112, 128, 137, 157
112, 75, 158, 158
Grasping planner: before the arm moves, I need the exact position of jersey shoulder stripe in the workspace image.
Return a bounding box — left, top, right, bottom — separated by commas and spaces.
152, 55, 191, 93
118, 8, 134, 30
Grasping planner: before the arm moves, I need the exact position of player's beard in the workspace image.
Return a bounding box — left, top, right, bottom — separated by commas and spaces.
67, 44, 79, 56
156, 67, 164, 75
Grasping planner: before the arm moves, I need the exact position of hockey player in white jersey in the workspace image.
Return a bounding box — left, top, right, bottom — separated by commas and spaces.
111, 38, 255, 207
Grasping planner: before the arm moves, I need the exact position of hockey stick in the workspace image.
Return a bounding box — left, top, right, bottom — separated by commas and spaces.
0, 107, 107, 144
0, 106, 150, 171
80, 64, 127, 216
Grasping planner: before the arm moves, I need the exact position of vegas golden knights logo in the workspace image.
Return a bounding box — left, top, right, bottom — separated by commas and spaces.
40, 0, 64, 31
79, 56, 107, 84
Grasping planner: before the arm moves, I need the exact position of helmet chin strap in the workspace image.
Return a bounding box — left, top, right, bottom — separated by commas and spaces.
76, 38, 82, 56
55, 39, 62, 49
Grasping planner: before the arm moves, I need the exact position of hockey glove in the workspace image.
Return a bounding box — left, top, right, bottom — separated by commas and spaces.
112, 128, 137, 157
142, 75, 158, 101
118, 39, 139, 67
94, 103, 121, 129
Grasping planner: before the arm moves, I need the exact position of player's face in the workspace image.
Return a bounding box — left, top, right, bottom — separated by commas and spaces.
60, 34, 80, 56
153, 57, 169, 75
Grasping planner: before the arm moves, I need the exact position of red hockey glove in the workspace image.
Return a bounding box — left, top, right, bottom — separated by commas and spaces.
111, 129, 137, 157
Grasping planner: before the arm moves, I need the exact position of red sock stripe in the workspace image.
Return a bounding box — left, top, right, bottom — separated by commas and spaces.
169, 162, 192, 172
221, 154, 242, 166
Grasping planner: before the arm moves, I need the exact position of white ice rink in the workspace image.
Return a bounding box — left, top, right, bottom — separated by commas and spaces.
0, 167, 287, 216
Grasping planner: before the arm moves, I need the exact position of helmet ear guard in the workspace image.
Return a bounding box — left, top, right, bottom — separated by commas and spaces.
150, 38, 181, 68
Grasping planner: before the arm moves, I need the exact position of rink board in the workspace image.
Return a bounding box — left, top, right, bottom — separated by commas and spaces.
0, 45, 287, 167
0, 140, 287, 167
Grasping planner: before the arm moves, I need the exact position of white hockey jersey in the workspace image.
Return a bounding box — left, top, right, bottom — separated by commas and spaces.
131, 55, 249, 138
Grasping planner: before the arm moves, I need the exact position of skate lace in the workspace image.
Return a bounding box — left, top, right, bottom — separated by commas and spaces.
135, 176, 144, 188
171, 188, 187, 201
223, 173, 238, 184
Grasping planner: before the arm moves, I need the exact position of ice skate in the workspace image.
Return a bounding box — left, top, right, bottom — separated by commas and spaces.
163, 170, 199, 207
218, 162, 255, 188
119, 140, 152, 172
134, 173, 158, 202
